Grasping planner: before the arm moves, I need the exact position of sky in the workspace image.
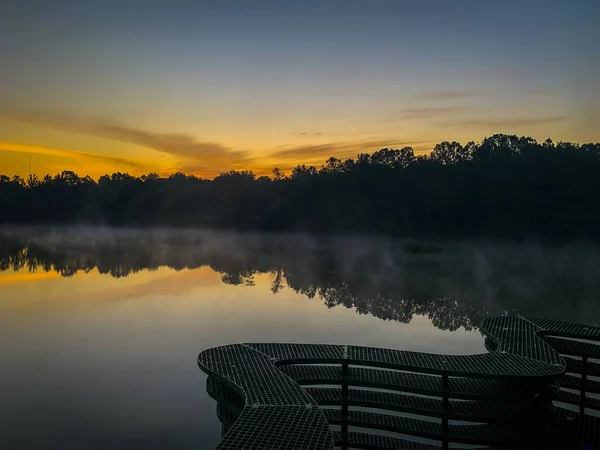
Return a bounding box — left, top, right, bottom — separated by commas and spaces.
1, 0, 599, 179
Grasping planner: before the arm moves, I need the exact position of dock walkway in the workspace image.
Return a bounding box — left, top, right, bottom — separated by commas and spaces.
198, 316, 600, 449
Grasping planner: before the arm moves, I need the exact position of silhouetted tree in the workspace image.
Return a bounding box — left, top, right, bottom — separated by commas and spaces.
430, 141, 469, 164
1, 134, 599, 239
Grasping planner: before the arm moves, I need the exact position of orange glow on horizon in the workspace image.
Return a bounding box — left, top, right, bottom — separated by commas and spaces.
1, 115, 598, 180
0, 270, 63, 285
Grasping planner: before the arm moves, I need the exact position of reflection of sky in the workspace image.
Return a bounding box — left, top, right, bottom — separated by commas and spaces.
0, 266, 485, 449
1, 0, 599, 178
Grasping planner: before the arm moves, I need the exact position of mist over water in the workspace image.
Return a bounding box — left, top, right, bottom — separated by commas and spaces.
2, 227, 599, 324
1, 227, 599, 449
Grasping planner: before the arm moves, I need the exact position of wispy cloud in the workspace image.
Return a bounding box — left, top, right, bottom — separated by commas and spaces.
477, 65, 534, 76
411, 91, 476, 101
271, 139, 435, 161
6, 110, 252, 175
0, 141, 147, 171
388, 106, 476, 121
291, 131, 324, 137
444, 115, 569, 129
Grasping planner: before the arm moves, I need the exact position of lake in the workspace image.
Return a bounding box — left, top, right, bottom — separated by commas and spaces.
1, 228, 599, 449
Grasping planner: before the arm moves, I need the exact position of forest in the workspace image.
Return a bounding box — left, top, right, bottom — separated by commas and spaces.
1, 134, 600, 239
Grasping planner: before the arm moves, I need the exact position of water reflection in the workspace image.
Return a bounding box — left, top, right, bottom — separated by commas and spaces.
2, 228, 600, 449
1, 228, 599, 329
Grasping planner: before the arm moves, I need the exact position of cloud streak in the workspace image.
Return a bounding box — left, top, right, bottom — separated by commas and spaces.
411, 91, 476, 101
444, 115, 569, 129
271, 139, 435, 161
6, 110, 252, 175
389, 106, 476, 121
0, 142, 147, 171
5, 111, 437, 175
291, 131, 324, 137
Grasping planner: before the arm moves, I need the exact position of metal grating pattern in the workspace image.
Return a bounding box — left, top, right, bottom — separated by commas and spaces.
307, 386, 443, 415
244, 316, 566, 378
563, 356, 600, 377
334, 387, 444, 415
560, 374, 600, 394
331, 430, 442, 450
199, 344, 320, 406
553, 389, 600, 411
448, 377, 533, 400
523, 317, 600, 340
198, 317, 600, 449
347, 367, 441, 392
206, 376, 244, 413
480, 316, 564, 368
541, 336, 600, 359
323, 409, 535, 445
322, 408, 442, 438
346, 346, 560, 378
447, 397, 538, 422
552, 406, 600, 449
198, 345, 334, 449
280, 364, 535, 401
446, 422, 536, 446
216, 403, 239, 429
330, 431, 535, 450
216, 405, 333, 450
245, 343, 345, 362
278, 364, 342, 384
304, 387, 537, 423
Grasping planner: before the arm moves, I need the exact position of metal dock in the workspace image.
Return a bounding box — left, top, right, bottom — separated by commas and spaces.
198, 316, 600, 449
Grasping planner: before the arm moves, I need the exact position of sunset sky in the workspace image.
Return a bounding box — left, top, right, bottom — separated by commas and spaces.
1, 0, 598, 179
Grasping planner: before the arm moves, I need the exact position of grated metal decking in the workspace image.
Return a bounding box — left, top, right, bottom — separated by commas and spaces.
330, 431, 536, 450
278, 364, 538, 401
198, 316, 600, 449
304, 387, 540, 423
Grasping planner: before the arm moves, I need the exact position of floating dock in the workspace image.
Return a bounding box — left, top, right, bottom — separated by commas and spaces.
198, 316, 600, 449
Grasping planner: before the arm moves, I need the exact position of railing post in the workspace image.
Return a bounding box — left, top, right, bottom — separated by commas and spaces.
442, 374, 449, 450
579, 355, 587, 440
341, 362, 349, 450
580, 356, 587, 417
535, 380, 552, 450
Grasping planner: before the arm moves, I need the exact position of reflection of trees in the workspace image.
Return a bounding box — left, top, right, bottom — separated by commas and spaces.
1, 230, 599, 329
277, 249, 491, 330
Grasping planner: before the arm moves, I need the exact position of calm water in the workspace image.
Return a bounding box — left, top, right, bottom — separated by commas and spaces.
1, 228, 599, 449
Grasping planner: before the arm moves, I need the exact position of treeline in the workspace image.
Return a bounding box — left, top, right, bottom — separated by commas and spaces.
1, 134, 600, 239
